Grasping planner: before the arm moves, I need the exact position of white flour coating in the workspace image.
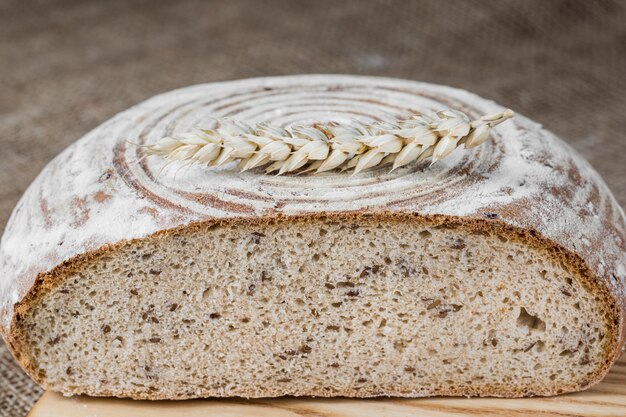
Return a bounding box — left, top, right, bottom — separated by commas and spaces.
1, 75, 625, 330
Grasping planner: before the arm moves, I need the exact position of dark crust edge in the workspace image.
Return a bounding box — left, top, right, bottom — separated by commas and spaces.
2, 211, 622, 399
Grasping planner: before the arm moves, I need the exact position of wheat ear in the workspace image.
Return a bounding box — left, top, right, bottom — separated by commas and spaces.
143, 108, 514, 175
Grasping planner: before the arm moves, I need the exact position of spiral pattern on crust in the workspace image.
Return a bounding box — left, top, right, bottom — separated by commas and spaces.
116, 77, 506, 217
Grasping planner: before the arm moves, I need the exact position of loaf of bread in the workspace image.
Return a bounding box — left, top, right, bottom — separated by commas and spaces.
1, 75, 625, 399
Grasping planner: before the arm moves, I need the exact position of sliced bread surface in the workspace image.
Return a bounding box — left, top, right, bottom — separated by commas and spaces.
12, 215, 617, 398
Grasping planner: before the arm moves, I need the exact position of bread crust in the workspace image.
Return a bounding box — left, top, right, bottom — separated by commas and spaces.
1, 75, 625, 398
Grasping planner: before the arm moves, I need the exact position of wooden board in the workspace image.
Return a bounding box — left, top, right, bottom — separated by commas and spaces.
29, 354, 626, 417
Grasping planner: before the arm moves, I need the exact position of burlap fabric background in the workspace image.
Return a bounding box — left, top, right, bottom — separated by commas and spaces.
1, 0, 625, 415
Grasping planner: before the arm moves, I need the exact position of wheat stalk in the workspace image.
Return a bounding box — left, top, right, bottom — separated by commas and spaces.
143, 108, 514, 175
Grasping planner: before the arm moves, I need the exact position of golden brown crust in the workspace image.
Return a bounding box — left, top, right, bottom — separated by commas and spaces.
5, 211, 621, 399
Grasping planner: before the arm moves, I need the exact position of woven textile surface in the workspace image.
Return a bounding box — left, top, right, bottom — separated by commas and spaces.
1, 0, 625, 415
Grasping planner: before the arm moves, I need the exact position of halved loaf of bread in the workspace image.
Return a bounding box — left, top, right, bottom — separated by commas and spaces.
1, 75, 625, 399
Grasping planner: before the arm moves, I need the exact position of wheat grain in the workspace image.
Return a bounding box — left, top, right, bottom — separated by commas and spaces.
143, 108, 514, 175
